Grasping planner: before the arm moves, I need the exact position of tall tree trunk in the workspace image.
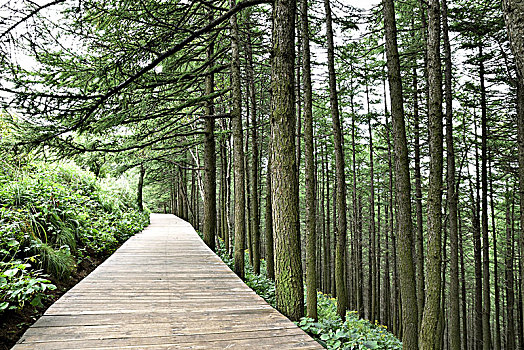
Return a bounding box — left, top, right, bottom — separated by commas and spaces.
271, 0, 304, 321
502, 3, 524, 346
419, 0, 444, 349
490, 159, 501, 350
324, 0, 348, 318
351, 91, 358, 311
377, 193, 382, 324
413, 45, 425, 328
442, 0, 459, 348
326, 145, 333, 295
301, 0, 317, 321
203, 30, 217, 251
365, 76, 377, 323
459, 212, 468, 350
472, 139, 484, 350
230, 0, 245, 279
265, 150, 275, 280
383, 0, 418, 346
479, 42, 492, 350
137, 163, 145, 212
246, 25, 260, 274
505, 184, 516, 350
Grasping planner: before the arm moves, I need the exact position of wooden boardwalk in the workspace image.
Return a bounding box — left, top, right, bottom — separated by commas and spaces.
13, 214, 321, 349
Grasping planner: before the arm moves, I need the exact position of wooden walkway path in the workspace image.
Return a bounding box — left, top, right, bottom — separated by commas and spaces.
13, 214, 321, 349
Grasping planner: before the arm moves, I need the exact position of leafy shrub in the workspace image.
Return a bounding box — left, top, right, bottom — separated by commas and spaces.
298, 294, 402, 349
0, 161, 149, 313
208, 234, 401, 349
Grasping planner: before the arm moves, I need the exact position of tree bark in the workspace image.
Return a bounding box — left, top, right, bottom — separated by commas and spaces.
505, 185, 515, 350
301, 0, 317, 321
502, 3, 524, 345
230, 0, 245, 279
442, 0, 459, 348
324, 0, 348, 319
246, 24, 260, 274
479, 42, 492, 350
365, 75, 377, 323
383, 0, 418, 347
137, 163, 145, 212
271, 0, 304, 321
203, 28, 217, 251
419, 0, 444, 349
265, 150, 275, 280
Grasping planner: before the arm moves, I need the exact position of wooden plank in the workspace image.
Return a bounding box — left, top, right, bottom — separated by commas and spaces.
13, 214, 321, 349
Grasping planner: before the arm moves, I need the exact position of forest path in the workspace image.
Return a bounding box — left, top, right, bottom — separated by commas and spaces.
13, 214, 321, 349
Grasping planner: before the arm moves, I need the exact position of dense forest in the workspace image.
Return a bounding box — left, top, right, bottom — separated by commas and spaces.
1, 0, 524, 349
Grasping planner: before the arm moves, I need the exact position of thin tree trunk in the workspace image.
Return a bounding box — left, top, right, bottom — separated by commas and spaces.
301, 0, 317, 320
472, 131, 484, 350
365, 75, 377, 323
324, 0, 348, 318
479, 42, 492, 350
419, 0, 444, 349
489, 159, 501, 350
505, 183, 515, 350
230, 0, 245, 278
203, 28, 217, 251
246, 25, 260, 274
137, 164, 145, 212
460, 211, 468, 350
413, 45, 425, 328
442, 0, 459, 348
271, 0, 304, 321
265, 150, 275, 280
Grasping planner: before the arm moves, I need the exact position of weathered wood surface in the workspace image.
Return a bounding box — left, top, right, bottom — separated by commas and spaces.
13, 214, 321, 349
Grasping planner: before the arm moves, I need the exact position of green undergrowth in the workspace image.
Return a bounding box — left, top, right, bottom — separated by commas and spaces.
0, 160, 150, 313
205, 234, 401, 349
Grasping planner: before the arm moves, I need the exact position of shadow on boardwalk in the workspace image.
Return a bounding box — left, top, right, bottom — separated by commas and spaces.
13, 214, 321, 349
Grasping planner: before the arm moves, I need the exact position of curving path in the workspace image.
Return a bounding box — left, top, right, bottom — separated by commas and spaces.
13, 214, 321, 349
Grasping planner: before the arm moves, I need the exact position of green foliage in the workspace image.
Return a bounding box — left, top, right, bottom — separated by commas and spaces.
298, 294, 401, 349
0, 259, 56, 311
0, 160, 149, 313
207, 233, 400, 349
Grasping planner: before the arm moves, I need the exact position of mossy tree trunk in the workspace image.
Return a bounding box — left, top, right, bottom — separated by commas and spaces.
230, 0, 245, 279
301, 0, 317, 321
271, 0, 304, 321
419, 0, 444, 348
383, 0, 419, 347
323, 0, 348, 319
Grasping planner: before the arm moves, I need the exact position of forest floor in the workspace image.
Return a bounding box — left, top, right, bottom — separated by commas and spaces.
0, 249, 111, 349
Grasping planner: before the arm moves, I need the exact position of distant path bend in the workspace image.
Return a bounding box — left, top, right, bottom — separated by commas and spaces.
13, 214, 321, 349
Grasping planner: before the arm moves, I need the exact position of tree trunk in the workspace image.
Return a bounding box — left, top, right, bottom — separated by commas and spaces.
502, 2, 524, 346
383, 0, 418, 346
505, 185, 515, 349
490, 159, 501, 350
265, 149, 275, 280
324, 0, 348, 319
413, 44, 425, 329
271, 0, 304, 321
246, 24, 260, 275
442, 0, 459, 348
419, 0, 444, 349
479, 42, 492, 350
203, 30, 217, 251
230, 0, 245, 279
137, 164, 145, 212
365, 75, 377, 323
301, 0, 317, 321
